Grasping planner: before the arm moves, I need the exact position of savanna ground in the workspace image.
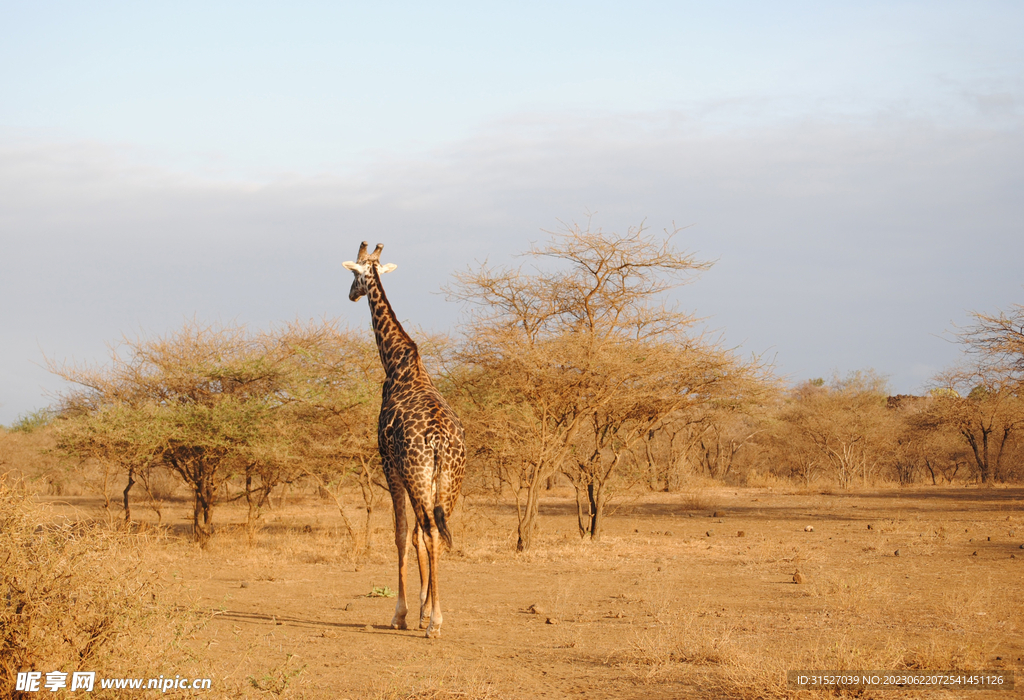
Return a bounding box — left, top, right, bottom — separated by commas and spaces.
35, 483, 1024, 699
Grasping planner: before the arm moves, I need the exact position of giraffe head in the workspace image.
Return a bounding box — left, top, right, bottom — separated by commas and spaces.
343, 241, 397, 301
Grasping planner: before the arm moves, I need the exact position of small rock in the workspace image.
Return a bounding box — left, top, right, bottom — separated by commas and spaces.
737, 531, 746, 537
546, 617, 559, 625
713, 511, 725, 518
1019, 544, 1023, 549
527, 604, 545, 615
344, 603, 353, 611
894, 549, 900, 557
987, 536, 991, 541
793, 571, 806, 584
867, 524, 873, 530
363, 624, 373, 632
804, 526, 814, 532
706, 530, 714, 537
664, 530, 674, 537
240, 580, 250, 588
972, 551, 978, 556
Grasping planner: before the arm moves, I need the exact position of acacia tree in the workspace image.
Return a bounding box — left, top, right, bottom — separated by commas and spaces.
888, 394, 972, 484
769, 372, 893, 488
448, 220, 765, 548
50, 322, 292, 546
275, 320, 387, 553
931, 365, 1023, 483
54, 402, 164, 522
686, 401, 767, 481
566, 341, 766, 540
930, 303, 1024, 483
958, 303, 1024, 383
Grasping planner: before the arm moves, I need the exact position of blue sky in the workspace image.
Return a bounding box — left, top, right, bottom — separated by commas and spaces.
2, 1, 1023, 424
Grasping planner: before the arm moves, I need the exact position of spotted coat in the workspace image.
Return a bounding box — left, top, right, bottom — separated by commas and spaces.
343, 242, 466, 638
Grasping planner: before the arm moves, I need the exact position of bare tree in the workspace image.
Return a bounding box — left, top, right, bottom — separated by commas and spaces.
931, 364, 1023, 483
449, 219, 767, 548
888, 394, 972, 485
958, 303, 1024, 383
766, 372, 893, 488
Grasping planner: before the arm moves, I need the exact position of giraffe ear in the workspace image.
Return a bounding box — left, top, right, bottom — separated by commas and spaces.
342, 261, 362, 272
379, 263, 398, 274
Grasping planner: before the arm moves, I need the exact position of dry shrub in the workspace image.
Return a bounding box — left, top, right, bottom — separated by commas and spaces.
679, 491, 715, 512
369, 661, 498, 700
622, 609, 738, 684
0, 476, 204, 698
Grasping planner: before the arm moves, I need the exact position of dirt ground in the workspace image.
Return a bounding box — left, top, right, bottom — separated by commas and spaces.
51, 485, 1024, 699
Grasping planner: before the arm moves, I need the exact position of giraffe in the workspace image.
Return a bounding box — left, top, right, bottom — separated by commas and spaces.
342, 241, 466, 638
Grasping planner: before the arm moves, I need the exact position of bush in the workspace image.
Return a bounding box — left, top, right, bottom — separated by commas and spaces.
0, 476, 202, 698
5, 409, 54, 434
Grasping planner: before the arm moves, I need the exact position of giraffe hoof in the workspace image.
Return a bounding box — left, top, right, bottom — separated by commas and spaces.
390, 618, 408, 630
418, 617, 430, 630
425, 626, 441, 639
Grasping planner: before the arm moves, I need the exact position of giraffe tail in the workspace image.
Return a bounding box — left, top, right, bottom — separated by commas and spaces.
433, 505, 453, 550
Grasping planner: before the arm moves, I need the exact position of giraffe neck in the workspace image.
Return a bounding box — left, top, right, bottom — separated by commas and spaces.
365, 267, 426, 382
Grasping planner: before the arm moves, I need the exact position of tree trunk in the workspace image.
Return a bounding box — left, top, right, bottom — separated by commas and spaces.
574, 479, 590, 539
193, 470, 215, 547
587, 453, 619, 541
587, 482, 603, 541
516, 462, 546, 552
644, 433, 658, 491
122, 467, 135, 524
964, 426, 991, 483
244, 473, 261, 544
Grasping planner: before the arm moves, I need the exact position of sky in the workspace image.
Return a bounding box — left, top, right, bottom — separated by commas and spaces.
2, 1, 1023, 425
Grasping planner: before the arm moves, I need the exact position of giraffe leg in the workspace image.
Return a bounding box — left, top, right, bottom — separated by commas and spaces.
423, 523, 443, 638
390, 490, 409, 630
413, 523, 431, 629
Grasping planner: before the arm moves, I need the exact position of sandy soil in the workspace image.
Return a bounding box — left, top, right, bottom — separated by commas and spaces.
56, 485, 1024, 699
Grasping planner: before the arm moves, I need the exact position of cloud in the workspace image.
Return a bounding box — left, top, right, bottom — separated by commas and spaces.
2, 110, 1023, 422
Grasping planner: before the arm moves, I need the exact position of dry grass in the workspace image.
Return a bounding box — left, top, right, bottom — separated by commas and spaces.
0, 475, 208, 699
5, 464, 1022, 699
368, 661, 498, 700
0, 429, 63, 496
679, 490, 716, 512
